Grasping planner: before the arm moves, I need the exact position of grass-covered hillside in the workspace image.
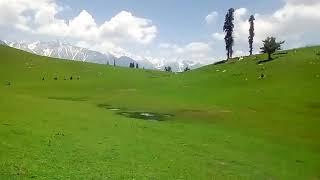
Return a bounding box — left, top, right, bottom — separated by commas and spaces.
0, 45, 320, 179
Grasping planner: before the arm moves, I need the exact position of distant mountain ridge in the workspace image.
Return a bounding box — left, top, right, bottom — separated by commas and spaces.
4, 40, 205, 71
5, 41, 138, 67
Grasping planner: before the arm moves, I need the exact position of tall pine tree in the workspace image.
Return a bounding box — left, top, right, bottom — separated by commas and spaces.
248, 15, 255, 55
223, 8, 235, 59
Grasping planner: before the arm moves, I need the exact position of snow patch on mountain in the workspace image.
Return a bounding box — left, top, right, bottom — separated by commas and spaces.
5, 40, 206, 71
0, 40, 7, 46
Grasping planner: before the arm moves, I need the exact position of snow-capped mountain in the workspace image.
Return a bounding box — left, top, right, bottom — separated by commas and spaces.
161, 60, 203, 72
139, 56, 205, 72
6, 40, 123, 65
0, 40, 7, 46
5, 40, 205, 71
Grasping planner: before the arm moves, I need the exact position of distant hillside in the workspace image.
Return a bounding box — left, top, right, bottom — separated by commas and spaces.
1, 45, 320, 179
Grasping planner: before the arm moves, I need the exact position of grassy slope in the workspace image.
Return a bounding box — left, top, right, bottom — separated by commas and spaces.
0, 46, 320, 179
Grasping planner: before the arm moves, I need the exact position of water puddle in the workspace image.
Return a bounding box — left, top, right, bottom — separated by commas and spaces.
117, 111, 173, 121
97, 104, 173, 121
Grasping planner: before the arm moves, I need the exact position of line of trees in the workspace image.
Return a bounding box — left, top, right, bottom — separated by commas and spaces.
164, 66, 172, 72
129, 62, 139, 69
223, 8, 284, 60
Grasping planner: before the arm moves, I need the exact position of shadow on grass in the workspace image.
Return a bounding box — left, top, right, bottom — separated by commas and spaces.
213, 60, 228, 65
257, 57, 279, 64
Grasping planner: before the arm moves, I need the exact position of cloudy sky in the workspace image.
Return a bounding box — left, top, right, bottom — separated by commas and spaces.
0, 0, 319, 64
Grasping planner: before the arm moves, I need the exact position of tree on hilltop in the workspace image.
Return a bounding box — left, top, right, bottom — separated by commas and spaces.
223, 8, 235, 59
260, 37, 285, 60
248, 15, 255, 55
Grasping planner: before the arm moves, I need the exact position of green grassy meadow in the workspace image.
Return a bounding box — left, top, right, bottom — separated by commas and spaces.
0, 45, 320, 179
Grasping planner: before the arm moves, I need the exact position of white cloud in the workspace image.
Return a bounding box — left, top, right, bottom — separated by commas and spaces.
99, 11, 157, 45
212, 32, 224, 41
205, 11, 218, 24
157, 42, 214, 63
185, 42, 210, 53
284, 0, 319, 5
0, 0, 157, 54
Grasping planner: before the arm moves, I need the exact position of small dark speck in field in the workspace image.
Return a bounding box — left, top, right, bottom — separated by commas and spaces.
295, 160, 304, 163
2, 123, 11, 126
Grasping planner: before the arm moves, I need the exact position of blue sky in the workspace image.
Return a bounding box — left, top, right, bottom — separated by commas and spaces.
0, 0, 319, 64
58, 0, 282, 44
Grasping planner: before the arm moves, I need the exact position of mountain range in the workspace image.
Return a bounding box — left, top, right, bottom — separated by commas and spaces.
4, 40, 204, 71
0, 40, 7, 46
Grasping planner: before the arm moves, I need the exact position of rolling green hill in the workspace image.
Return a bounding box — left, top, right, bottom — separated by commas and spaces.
1, 45, 320, 179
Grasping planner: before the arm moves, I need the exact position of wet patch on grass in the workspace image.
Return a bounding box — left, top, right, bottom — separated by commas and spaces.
97, 104, 122, 111
117, 111, 173, 121
97, 103, 173, 121
48, 96, 87, 102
